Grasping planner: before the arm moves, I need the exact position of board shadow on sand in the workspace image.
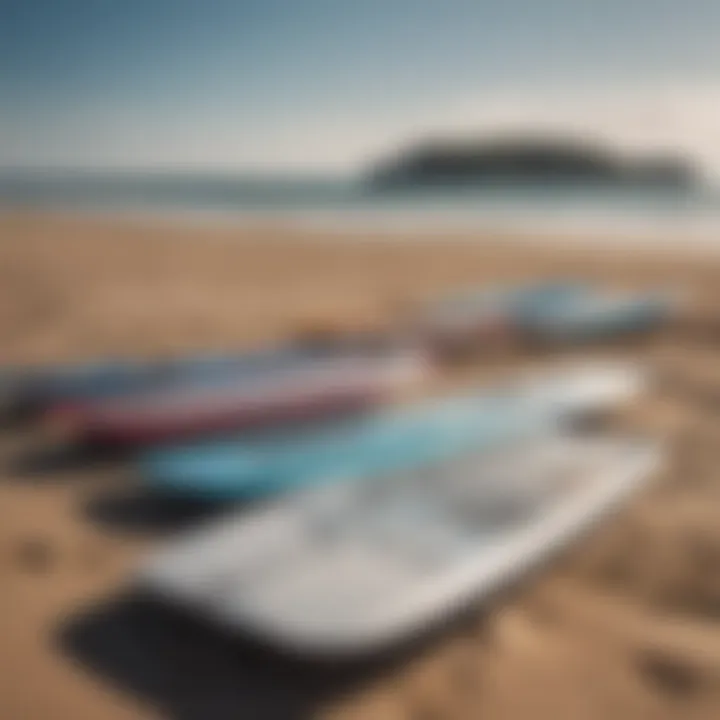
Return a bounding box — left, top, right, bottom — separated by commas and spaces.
83, 487, 241, 535
5, 441, 125, 479
57, 588, 490, 720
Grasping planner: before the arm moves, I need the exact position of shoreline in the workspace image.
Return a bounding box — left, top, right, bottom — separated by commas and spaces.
5, 205, 720, 257
7, 206, 720, 257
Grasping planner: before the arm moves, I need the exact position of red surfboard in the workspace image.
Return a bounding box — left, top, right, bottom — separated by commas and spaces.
45, 352, 429, 448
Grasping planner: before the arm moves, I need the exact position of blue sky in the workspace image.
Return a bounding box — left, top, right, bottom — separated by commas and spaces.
3, 0, 720, 171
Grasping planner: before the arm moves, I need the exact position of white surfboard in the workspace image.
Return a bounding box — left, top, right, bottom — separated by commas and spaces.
138, 433, 661, 656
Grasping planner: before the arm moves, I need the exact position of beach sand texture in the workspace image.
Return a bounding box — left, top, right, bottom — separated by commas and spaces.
3, 211, 720, 719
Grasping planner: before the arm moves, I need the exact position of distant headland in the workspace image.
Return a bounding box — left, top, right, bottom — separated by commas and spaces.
367, 136, 697, 190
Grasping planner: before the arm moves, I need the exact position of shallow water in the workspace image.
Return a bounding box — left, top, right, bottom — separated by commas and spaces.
3, 171, 720, 244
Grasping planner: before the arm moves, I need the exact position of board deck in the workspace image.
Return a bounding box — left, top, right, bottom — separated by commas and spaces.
139, 432, 661, 656
4, 344, 334, 418
523, 292, 673, 342
55, 351, 429, 446
139, 362, 645, 499
420, 281, 588, 349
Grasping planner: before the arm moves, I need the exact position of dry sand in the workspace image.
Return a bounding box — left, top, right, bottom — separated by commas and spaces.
2, 211, 720, 719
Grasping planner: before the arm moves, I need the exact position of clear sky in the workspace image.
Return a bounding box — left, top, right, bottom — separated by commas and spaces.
3, 0, 720, 172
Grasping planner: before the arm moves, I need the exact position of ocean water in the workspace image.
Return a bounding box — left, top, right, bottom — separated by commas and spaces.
3, 170, 720, 244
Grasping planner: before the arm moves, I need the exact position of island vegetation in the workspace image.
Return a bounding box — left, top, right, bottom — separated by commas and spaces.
368, 136, 697, 190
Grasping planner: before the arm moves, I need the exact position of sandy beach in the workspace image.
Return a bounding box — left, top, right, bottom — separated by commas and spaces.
3, 210, 720, 720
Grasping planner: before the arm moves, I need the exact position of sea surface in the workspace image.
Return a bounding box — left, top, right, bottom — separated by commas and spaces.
3, 170, 720, 245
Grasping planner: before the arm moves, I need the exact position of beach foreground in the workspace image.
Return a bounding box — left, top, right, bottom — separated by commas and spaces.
3, 212, 720, 719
